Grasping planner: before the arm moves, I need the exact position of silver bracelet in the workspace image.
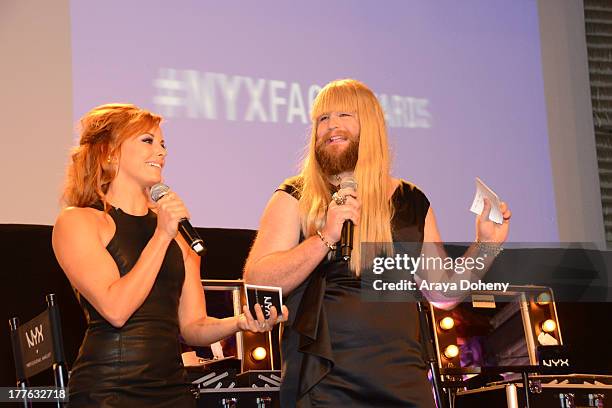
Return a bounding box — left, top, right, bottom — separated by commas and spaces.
475, 240, 503, 257
316, 230, 336, 251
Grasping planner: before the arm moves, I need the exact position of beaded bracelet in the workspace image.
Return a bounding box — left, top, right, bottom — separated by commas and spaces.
316, 230, 336, 251
475, 240, 503, 257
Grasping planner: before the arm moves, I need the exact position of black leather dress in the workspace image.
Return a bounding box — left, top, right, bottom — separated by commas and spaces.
278, 178, 436, 408
67, 205, 195, 407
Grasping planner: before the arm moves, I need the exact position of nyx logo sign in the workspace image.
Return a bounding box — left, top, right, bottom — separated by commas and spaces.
542, 359, 570, 367
263, 296, 273, 318
25, 324, 44, 348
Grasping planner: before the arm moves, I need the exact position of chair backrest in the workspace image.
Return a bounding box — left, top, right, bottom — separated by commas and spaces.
9, 293, 68, 405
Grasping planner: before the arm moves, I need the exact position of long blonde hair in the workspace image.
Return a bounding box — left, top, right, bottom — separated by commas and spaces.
300, 79, 393, 275
62, 103, 162, 208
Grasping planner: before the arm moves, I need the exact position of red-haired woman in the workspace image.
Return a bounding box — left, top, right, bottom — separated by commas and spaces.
53, 104, 287, 407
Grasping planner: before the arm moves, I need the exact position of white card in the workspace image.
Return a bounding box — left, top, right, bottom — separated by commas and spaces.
469, 177, 503, 224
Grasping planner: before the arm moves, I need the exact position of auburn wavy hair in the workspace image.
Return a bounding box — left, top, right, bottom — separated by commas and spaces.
299, 79, 394, 275
62, 103, 162, 208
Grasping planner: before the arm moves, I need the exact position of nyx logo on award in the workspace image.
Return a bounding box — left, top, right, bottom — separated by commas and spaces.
244, 284, 283, 320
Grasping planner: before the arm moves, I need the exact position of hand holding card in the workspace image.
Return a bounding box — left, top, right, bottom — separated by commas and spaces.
245, 284, 283, 320
470, 177, 504, 224
469, 177, 512, 244
238, 284, 287, 333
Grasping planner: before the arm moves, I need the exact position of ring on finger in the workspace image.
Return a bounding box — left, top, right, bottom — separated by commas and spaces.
258, 321, 267, 329
332, 192, 346, 205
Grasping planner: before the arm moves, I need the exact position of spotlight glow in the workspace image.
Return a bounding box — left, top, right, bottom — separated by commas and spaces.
439, 317, 455, 331
541, 319, 557, 333
443, 344, 459, 359
251, 347, 267, 361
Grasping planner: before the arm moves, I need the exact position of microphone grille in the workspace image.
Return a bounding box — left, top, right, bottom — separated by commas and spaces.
340, 177, 357, 190
150, 183, 170, 202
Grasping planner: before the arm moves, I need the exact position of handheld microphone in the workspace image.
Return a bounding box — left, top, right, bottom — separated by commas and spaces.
339, 176, 357, 261
150, 183, 206, 255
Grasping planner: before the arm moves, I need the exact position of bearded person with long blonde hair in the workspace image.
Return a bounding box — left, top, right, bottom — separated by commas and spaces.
244, 79, 511, 407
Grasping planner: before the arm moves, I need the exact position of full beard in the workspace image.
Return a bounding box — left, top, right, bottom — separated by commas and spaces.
315, 138, 359, 176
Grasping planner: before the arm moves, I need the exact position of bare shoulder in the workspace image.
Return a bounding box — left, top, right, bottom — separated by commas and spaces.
55, 206, 110, 228
266, 189, 300, 213
55, 206, 100, 228
53, 206, 115, 246
246, 190, 301, 266
259, 189, 301, 234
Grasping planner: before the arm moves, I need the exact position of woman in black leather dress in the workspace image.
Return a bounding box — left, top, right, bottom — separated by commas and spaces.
52, 104, 287, 407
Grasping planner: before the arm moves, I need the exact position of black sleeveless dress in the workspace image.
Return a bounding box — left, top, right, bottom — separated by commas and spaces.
278, 177, 436, 408
67, 205, 195, 407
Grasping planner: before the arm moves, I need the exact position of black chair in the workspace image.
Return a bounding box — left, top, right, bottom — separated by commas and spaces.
9, 293, 68, 407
